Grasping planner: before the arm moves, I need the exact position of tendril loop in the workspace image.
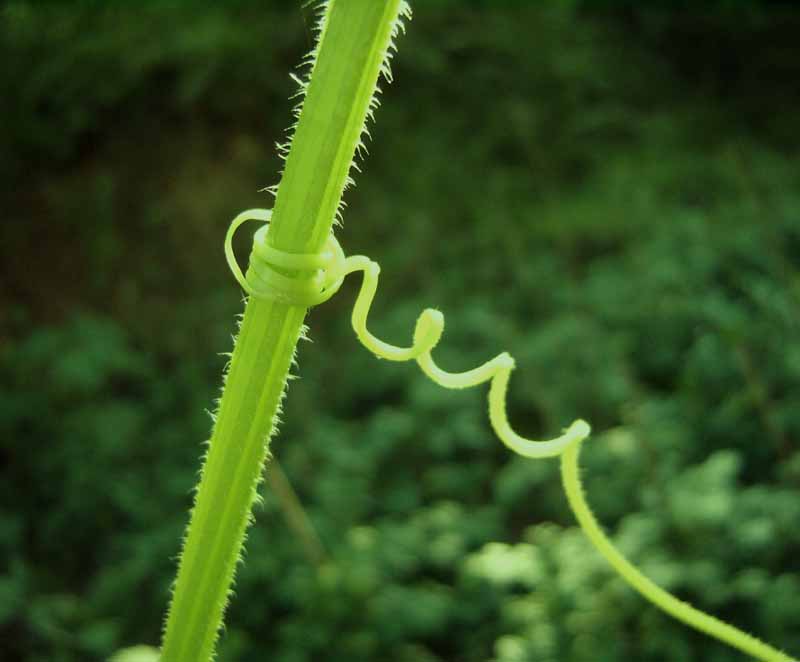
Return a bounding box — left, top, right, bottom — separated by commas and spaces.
223, 208, 795, 662
225, 209, 346, 307
225, 209, 591, 455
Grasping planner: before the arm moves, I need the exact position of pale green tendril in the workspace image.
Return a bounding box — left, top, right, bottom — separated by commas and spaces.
225, 209, 345, 307
226, 209, 796, 662
226, 209, 589, 455
562, 442, 796, 662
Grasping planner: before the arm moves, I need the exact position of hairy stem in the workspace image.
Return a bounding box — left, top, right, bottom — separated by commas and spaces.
160, 2, 408, 660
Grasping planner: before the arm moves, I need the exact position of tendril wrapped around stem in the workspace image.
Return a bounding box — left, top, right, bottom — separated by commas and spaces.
225, 209, 796, 662
226, 209, 590, 454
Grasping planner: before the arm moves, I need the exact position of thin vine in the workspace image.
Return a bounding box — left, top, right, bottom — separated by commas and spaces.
225, 210, 797, 662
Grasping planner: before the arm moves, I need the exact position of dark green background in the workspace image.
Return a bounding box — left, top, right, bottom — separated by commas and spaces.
1, 2, 799, 661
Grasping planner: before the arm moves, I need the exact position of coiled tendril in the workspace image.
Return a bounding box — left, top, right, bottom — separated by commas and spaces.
225, 209, 796, 662
226, 209, 590, 455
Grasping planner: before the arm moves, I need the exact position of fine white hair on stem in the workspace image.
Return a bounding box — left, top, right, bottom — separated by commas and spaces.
263, 0, 412, 228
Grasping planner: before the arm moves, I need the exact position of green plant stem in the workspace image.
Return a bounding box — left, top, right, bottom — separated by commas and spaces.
160, 2, 406, 660
264, 460, 327, 565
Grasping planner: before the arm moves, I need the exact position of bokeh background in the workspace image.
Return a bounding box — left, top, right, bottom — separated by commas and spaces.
2, 1, 800, 661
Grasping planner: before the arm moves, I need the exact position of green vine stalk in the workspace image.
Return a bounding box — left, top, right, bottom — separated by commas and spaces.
152, 2, 797, 661
159, 2, 411, 661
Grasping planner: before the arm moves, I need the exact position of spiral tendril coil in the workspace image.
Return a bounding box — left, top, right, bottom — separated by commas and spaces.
225, 208, 591, 456
224, 208, 795, 662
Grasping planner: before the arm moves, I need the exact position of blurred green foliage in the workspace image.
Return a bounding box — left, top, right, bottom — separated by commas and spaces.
1, 2, 799, 661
